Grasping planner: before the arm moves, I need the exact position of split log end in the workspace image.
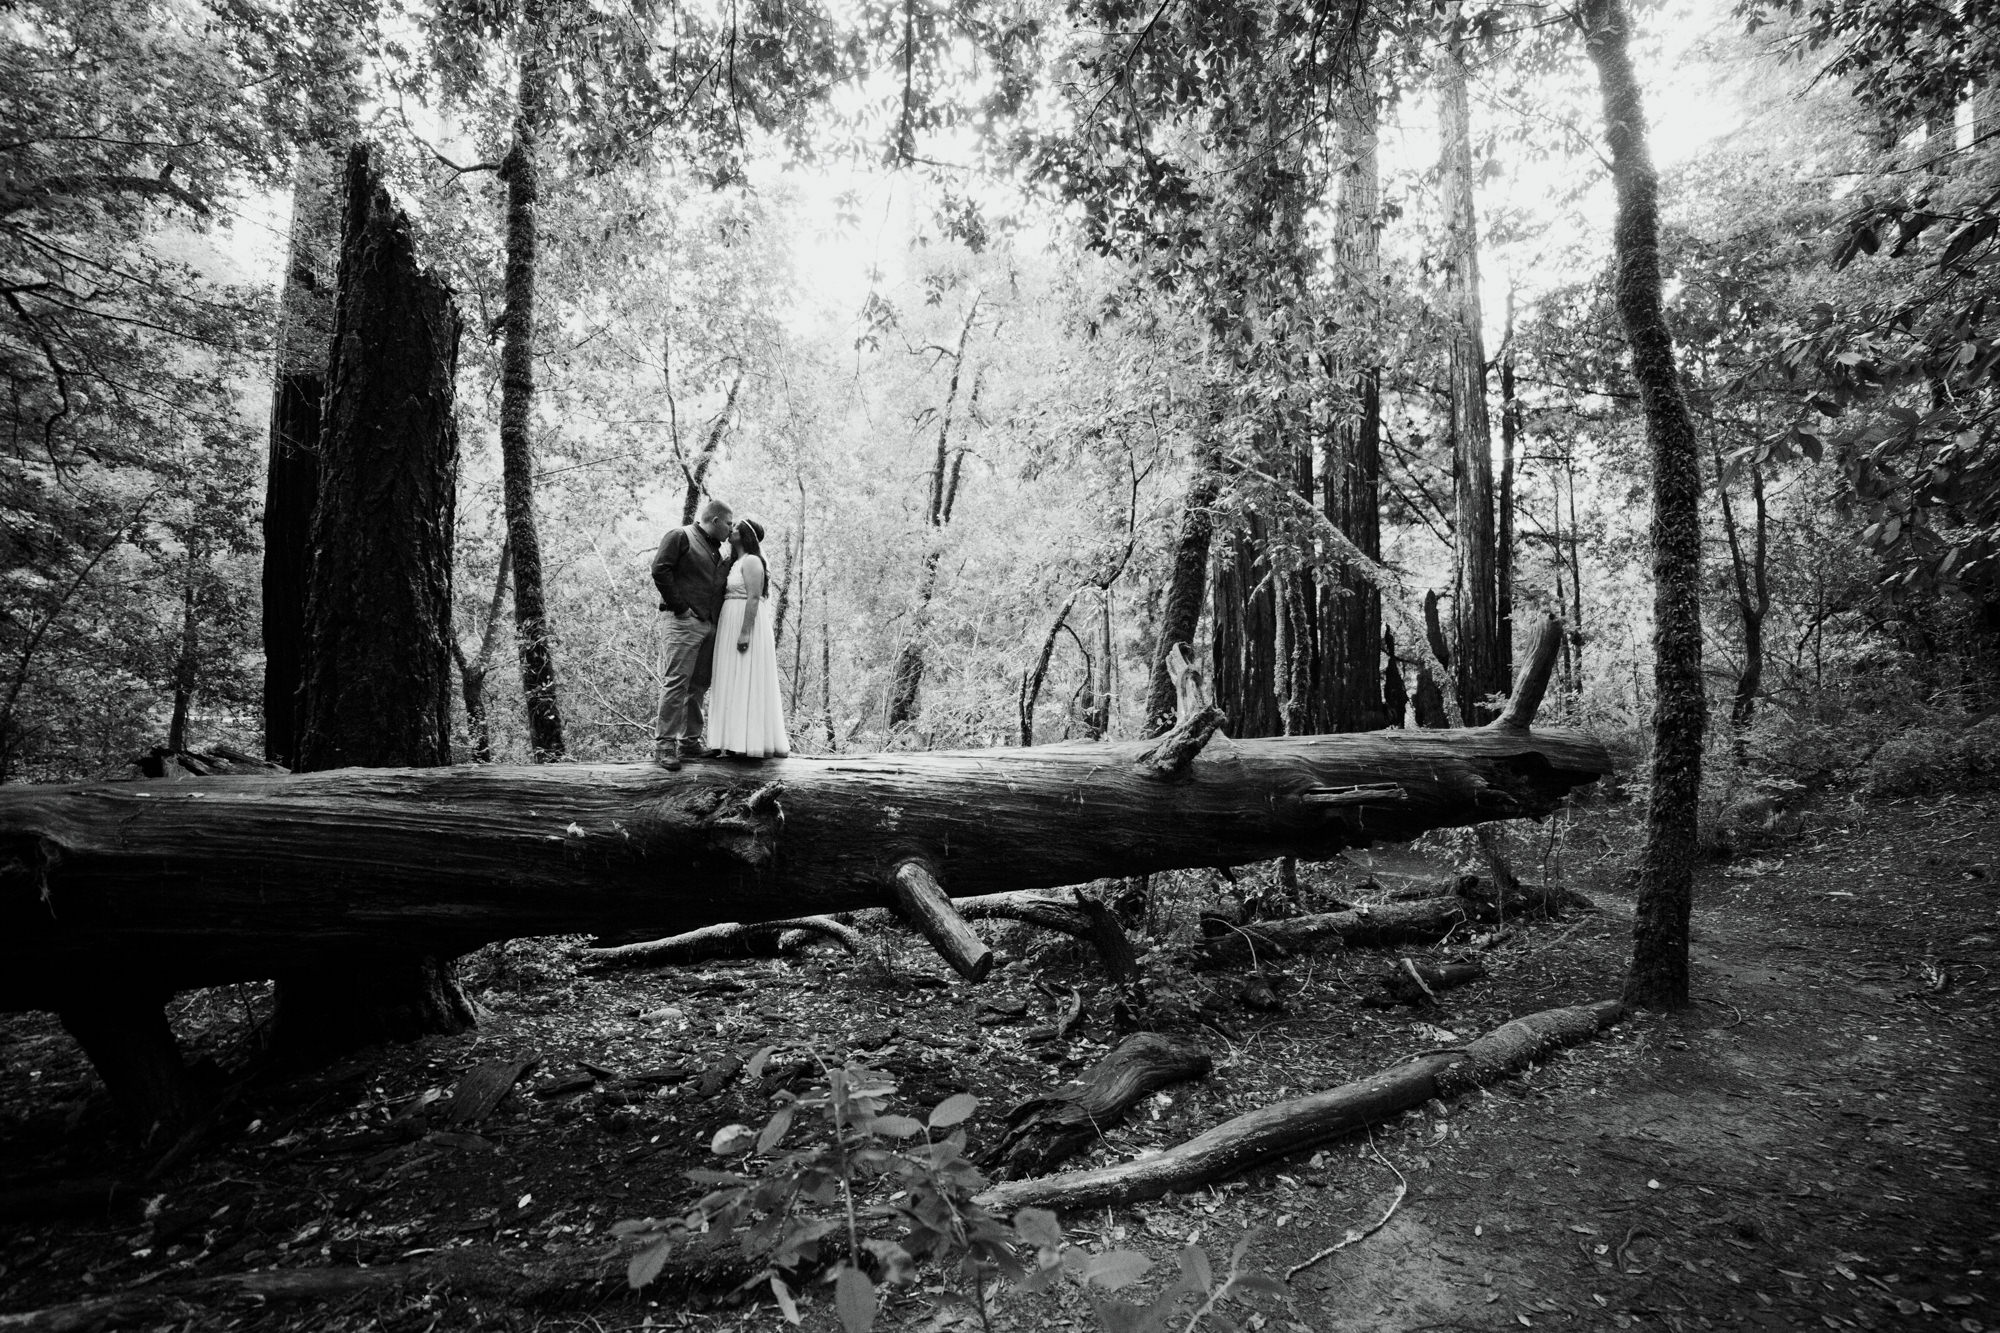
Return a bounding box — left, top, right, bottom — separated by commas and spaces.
889, 859, 993, 983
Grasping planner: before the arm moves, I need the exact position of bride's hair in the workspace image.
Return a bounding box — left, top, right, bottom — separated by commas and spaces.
733, 517, 766, 561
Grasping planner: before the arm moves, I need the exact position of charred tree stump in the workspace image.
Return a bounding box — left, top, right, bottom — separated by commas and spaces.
978, 999, 1624, 1213
271, 142, 474, 1064
981, 1033, 1212, 1180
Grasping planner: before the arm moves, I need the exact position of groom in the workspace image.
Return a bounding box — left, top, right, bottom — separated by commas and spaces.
650, 498, 733, 770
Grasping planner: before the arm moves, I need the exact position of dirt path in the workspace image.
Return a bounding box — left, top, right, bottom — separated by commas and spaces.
1276, 798, 2000, 1332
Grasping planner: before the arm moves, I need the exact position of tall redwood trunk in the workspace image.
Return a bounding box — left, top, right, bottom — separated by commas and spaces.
1323, 70, 1386, 733
1440, 16, 1503, 724
273, 144, 478, 1056
499, 5, 567, 762
1584, 0, 1706, 1011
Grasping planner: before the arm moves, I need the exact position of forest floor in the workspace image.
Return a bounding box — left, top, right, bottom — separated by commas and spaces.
0, 786, 1996, 1332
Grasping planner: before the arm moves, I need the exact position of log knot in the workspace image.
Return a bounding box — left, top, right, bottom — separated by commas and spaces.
648, 785, 785, 870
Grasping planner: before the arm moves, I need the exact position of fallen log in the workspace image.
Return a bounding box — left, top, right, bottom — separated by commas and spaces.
580, 916, 864, 969
976, 998, 1625, 1213
958, 891, 1144, 988
0, 1265, 420, 1333
980, 1033, 1213, 1180
1362, 957, 1486, 1008
1196, 875, 1591, 966
0, 724, 1606, 1012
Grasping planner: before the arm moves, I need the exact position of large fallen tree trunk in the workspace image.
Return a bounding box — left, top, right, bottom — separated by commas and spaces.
0, 722, 1606, 1012
976, 998, 1625, 1213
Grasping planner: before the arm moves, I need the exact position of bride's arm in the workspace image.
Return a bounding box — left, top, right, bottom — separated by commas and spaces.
736, 556, 765, 650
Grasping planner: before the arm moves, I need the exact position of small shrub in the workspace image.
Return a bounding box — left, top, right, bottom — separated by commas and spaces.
1866, 715, 2000, 798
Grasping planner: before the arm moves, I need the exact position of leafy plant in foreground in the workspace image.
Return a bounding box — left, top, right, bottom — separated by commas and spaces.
613, 1052, 1294, 1331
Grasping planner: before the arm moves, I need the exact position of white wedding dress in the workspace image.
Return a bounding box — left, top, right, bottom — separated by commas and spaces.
705, 557, 790, 758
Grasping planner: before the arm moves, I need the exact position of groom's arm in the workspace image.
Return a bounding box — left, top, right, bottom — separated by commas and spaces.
651, 529, 690, 613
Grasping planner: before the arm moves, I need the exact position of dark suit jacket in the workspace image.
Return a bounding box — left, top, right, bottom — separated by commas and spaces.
651, 524, 728, 620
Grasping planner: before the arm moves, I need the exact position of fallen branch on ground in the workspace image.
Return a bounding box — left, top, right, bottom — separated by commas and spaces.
1284, 1133, 1408, 1278
579, 916, 864, 969
980, 1033, 1213, 1180
976, 999, 1625, 1213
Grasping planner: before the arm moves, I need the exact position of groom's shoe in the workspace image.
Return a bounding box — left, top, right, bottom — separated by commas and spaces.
653, 740, 682, 771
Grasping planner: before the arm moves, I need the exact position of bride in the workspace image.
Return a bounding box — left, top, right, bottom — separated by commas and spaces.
705, 517, 789, 759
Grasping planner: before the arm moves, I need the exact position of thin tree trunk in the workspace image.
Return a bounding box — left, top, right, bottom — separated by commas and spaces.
1498, 290, 1519, 691
166, 548, 199, 753
1440, 18, 1503, 724
1584, 0, 1706, 1011
453, 538, 513, 765
889, 297, 981, 729
679, 372, 742, 524
498, 7, 566, 762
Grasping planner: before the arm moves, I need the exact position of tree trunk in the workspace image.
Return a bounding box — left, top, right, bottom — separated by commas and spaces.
1, 724, 1611, 1013
498, 11, 567, 762
275, 143, 477, 1058
1211, 515, 1281, 739
1440, 18, 1503, 725
166, 548, 200, 753
262, 148, 344, 768
1144, 451, 1221, 738
1324, 68, 1387, 734
453, 537, 512, 766
1714, 443, 1767, 737
889, 298, 981, 730
1584, 0, 1706, 1011
296, 148, 459, 772
1412, 590, 1451, 728
1499, 291, 1520, 692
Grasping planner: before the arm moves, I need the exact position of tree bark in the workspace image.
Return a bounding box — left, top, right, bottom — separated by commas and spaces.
1584, 0, 1706, 1011
498, 6, 566, 762
1440, 15, 1503, 725
1324, 66, 1387, 734
296, 147, 459, 771
0, 724, 1610, 1013
453, 538, 513, 765
1144, 453, 1222, 739
275, 143, 477, 1059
